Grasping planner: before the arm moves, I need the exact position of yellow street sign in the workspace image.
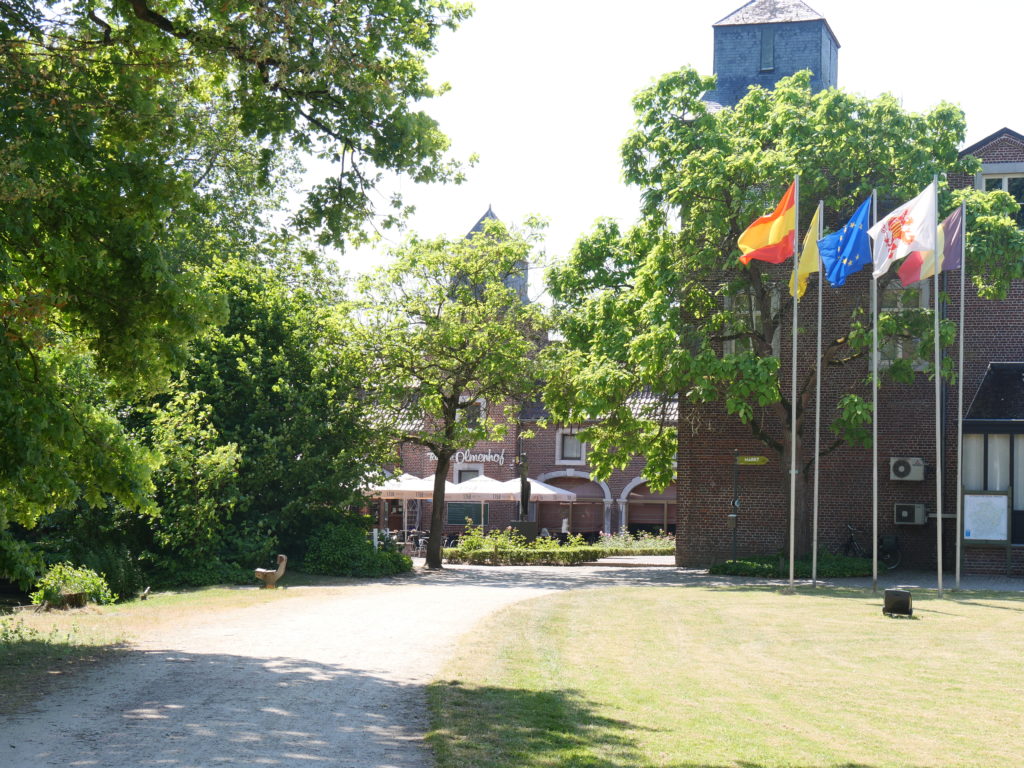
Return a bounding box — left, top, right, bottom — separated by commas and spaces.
736, 456, 769, 466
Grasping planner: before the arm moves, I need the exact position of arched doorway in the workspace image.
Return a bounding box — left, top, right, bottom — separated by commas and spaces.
536, 472, 612, 541
619, 479, 676, 535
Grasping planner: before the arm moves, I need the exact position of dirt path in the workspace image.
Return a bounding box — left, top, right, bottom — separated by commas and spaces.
1, 565, 679, 768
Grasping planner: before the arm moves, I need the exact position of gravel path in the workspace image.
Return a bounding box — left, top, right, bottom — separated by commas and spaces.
0, 565, 662, 768
2, 562, 1021, 768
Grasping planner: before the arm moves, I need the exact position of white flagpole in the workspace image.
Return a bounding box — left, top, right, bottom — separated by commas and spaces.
956, 200, 966, 591
812, 200, 823, 587
789, 174, 800, 588
933, 177, 944, 598
871, 189, 879, 594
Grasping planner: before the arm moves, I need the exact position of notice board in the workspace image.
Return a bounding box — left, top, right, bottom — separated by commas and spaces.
963, 492, 1009, 543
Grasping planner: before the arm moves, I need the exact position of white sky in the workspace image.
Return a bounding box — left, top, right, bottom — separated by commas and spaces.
318, 0, 1023, 297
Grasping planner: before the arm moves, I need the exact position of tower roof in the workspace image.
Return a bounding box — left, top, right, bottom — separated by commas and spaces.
466, 205, 498, 238
714, 0, 838, 46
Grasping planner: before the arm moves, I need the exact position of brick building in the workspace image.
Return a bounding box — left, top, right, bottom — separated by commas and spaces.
674, 1, 1024, 575
385, 394, 678, 541
384, 0, 1024, 575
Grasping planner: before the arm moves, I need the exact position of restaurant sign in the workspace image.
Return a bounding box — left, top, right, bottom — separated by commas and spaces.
429, 448, 506, 466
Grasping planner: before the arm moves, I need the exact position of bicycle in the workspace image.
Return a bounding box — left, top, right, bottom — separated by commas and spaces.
841, 523, 901, 569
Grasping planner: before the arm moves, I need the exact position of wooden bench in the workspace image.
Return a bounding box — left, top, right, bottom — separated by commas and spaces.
254, 554, 287, 589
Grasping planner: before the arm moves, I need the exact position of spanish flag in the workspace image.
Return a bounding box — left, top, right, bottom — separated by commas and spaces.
738, 181, 796, 265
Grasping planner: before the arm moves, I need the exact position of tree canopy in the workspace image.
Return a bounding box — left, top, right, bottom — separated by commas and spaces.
544, 69, 1024, 550
1, 0, 469, 576
355, 219, 548, 568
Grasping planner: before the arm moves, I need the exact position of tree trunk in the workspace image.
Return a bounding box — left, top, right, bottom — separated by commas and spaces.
425, 453, 452, 569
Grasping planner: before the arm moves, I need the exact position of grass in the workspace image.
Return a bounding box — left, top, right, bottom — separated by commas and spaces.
0, 570, 379, 714
427, 585, 1024, 767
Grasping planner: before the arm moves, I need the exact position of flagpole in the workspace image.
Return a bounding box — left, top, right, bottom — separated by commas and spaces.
871, 189, 878, 594
789, 173, 800, 589
812, 200, 823, 587
933, 176, 943, 599
956, 200, 966, 591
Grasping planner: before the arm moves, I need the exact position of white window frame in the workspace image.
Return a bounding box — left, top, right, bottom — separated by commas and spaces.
723, 288, 781, 357
454, 464, 483, 483
458, 396, 487, 427
556, 427, 587, 465
879, 282, 928, 370
975, 162, 1024, 228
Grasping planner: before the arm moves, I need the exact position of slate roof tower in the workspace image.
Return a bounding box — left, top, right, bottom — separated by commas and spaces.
466, 206, 529, 304
703, 0, 839, 109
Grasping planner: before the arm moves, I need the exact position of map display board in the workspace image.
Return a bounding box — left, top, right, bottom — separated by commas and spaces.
963, 492, 1010, 543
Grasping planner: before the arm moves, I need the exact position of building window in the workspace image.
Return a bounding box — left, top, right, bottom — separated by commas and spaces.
556, 428, 586, 465
456, 466, 481, 483
879, 282, 928, 367
982, 174, 1024, 227
963, 433, 1024, 545
760, 27, 775, 72
723, 288, 781, 357
459, 397, 486, 428
447, 501, 488, 526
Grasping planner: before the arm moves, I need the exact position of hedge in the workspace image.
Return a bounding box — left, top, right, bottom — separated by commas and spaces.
708, 551, 875, 579
592, 546, 674, 557
442, 547, 596, 566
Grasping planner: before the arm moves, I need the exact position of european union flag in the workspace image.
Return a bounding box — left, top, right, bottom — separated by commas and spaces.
818, 197, 872, 287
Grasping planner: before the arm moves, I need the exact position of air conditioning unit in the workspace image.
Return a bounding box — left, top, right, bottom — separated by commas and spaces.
894, 502, 927, 525
890, 456, 925, 481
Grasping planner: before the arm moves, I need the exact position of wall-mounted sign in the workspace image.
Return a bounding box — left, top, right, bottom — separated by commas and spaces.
963, 491, 1009, 543
736, 455, 769, 466
429, 448, 507, 466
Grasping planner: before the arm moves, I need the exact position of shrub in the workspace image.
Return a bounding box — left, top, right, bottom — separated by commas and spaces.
304, 516, 412, 577
442, 547, 596, 566
30, 562, 117, 607
708, 551, 874, 579
593, 530, 675, 553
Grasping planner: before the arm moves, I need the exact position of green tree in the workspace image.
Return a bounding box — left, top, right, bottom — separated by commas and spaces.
1, 0, 468, 573
356, 220, 548, 568
178, 254, 391, 561
544, 69, 1024, 555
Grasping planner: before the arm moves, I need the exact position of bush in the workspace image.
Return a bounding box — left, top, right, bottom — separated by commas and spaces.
442, 547, 596, 566
708, 550, 875, 579
593, 531, 675, 553
30, 562, 117, 607
304, 516, 412, 577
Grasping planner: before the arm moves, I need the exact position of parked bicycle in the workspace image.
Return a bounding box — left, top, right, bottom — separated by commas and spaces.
841, 523, 901, 569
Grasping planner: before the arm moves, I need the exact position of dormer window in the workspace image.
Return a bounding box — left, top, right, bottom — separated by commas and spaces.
760, 27, 775, 72
982, 174, 1024, 227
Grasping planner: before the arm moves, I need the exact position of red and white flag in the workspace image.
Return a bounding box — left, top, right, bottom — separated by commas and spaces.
868, 181, 937, 279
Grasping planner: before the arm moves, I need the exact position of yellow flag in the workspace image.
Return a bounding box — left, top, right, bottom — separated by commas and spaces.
789, 204, 821, 299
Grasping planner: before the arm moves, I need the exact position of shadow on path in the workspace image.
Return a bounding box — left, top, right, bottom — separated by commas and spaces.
2, 648, 432, 768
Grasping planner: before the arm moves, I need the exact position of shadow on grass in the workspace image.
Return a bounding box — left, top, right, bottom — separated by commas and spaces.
427, 680, 929, 768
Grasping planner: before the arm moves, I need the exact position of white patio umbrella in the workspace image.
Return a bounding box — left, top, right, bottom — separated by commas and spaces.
444, 474, 520, 501
367, 473, 455, 533
499, 477, 576, 502
367, 473, 454, 499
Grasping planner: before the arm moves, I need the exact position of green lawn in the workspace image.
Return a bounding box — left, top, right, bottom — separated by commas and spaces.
427, 585, 1024, 768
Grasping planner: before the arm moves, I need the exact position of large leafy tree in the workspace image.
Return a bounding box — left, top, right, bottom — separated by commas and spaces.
356, 220, 548, 568
1, 0, 468, 574
175, 254, 392, 561
544, 69, 1024, 554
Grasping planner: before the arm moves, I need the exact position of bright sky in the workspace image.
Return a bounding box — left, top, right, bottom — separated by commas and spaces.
322, 0, 1023, 297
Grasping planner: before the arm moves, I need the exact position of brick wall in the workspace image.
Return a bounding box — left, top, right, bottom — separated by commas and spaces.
676, 131, 1024, 575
